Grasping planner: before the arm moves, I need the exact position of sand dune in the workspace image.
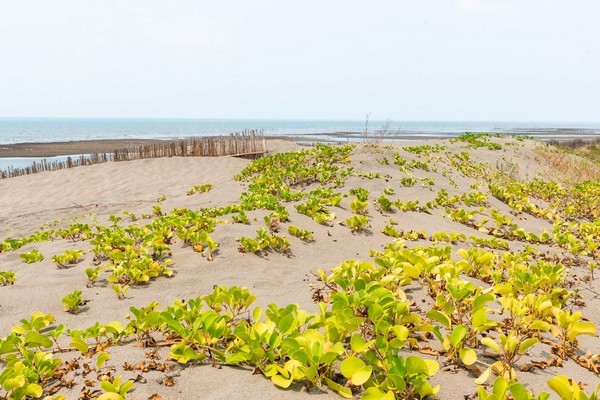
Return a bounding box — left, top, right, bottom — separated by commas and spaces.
1, 137, 599, 400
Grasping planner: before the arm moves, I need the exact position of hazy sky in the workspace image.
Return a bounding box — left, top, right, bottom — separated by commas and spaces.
1, 0, 599, 121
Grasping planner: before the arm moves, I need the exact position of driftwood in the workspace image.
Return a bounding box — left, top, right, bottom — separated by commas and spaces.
0, 130, 266, 179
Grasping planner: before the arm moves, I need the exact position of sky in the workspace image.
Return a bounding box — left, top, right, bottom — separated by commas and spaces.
0, 0, 599, 122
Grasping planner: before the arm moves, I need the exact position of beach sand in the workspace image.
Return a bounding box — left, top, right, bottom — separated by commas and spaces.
0, 138, 598, 399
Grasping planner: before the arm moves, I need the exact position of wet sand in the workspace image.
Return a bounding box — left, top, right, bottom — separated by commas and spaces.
0, 139, 166, 158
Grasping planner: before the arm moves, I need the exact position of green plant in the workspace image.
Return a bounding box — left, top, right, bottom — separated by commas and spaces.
239, 228, 291, 255
422, 177, 435, 186
85, 267, 101, 287
547, 375, 600, 400
349, 198, 369, 215
55, 223, 92, 241
376, 195, 394, 212
349, 187, 370, 201
98, 375, 134, 400
295, 199, 336, 225
0, 270, 16, 286
287, 226, 314, 242
381, 224, 400, 238
589, 261, 598, 279
112, 284, 130, 300
61, 290, 85, 313
454, 132, 502, 150
122, 211, 138, 221
152, 205, 163, 216
433, 325, 477, 367
0, 312, 63, 398
51, 249, 84, 268
190, 230, 219, 260
496, 158, 520, 179
345, 215, 369, 233
203, 285, 256, 321
187, 183, 213, 196
400, 176, 417, 187
550, 309, 597, 359
232, 211, 250, 224
263, 329, 345, 393
19, 249, 44, 264
477, 377, 550, 400
477, 332, 539, 382
403, 144, 447, 154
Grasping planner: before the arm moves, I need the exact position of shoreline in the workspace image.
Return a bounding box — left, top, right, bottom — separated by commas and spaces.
0, 139, 166, 158
2, 129, 600, 158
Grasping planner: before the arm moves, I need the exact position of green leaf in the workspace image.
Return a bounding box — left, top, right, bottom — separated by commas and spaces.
100, 379, 116, 393
252, 307, 262, 322
472, 309, 488, 328
473, 292, 495, 310
350, 334, 368, 353
70, 337, 89, 354
353, 365, 373, 386
481, 337, 500, 353
105, 321, 124, 334
477, 253, 495, 265
340, 356, 366, 379
405, 356, 433, 376
529, 320, 551, 331
432, 325, 444, 342
475, 367, 493, 385
361, 387, 395, 400
450, 325, 467, 347
96, 351, 111, 368
225, 353, 248, 365
271, 374, 293, 389
422, 359, 439, 376
277, 314, 295, 335
24, 330, 53, 348
547, 376, 574, 399
119, 380, 134, 396
517, 338, 538, 355
24, 383, 43, 398
508, 381, 531, 400
385, 373, 407, 392
492, 377, 508, 398
427, 310, 451, 328
568, 322, 597, 342
324, 377, 353, 399
98, 393, 125, 400
459, 347, 477, 366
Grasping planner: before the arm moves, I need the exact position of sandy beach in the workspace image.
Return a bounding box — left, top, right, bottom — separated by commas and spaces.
1, 137, 599, 400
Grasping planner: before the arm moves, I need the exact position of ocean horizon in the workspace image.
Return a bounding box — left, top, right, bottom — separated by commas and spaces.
1, 117, 600, 172
2, 117, 600, 145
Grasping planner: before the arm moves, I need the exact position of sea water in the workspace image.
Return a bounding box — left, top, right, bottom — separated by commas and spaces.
2, 118, 600, 144
1, 118, 600, 172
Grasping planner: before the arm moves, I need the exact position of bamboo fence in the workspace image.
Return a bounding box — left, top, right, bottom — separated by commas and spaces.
546, 136, 600, 149
0, 130, 266, 179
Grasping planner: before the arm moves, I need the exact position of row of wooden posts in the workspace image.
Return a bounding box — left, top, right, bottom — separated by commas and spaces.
546, 136, 600, 149
0, 130, 267, 179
